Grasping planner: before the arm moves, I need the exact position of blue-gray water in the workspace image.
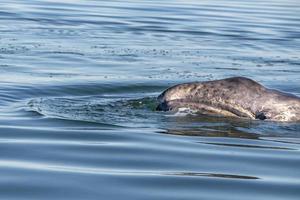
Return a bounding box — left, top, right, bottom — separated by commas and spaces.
0, 0, 300, 199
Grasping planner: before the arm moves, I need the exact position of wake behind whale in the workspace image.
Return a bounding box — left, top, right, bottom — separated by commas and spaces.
157, 77, 300, 122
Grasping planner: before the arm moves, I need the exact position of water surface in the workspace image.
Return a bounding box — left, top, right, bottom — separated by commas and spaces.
0, 0, 300, 199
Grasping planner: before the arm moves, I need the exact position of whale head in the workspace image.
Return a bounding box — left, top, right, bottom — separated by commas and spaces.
156, 77, 300, 122
156, 82, 200, 111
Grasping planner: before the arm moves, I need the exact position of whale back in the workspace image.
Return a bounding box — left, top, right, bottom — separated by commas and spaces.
158, 77, 265, 112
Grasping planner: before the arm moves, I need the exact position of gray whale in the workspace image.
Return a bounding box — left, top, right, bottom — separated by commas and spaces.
157, 77, 300, 122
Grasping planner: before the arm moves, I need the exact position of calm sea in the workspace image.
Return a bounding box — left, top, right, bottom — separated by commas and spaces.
0, 0, 299, 199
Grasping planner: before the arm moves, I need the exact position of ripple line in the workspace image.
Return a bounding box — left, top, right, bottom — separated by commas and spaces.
0, 160, 259, 180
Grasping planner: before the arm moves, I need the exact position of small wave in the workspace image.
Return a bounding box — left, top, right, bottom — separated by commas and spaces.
27, 95, 160, 127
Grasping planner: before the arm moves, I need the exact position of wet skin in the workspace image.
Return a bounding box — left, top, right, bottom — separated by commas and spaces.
157, 77, 300, 122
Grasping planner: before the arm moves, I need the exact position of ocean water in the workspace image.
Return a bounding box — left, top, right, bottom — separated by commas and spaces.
0, 0, 300, 199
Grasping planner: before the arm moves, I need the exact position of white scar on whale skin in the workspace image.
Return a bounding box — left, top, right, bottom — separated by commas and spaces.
156, 77, 300, 122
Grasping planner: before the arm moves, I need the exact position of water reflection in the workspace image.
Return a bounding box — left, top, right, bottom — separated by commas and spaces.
159, 114, 258, 138
160, 128, 259, 139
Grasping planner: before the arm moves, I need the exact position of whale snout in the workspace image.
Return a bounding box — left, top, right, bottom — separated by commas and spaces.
156, 101, 169, 111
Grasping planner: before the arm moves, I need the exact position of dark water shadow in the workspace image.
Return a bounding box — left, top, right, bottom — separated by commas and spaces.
166, 172, 259, 180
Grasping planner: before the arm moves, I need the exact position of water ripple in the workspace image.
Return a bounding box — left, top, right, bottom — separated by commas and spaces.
0, 0, 300, 199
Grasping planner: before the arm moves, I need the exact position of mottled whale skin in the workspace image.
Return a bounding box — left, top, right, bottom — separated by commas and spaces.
157, 77, 300, 122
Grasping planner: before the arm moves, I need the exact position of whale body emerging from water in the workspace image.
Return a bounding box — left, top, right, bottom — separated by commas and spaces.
156, 77, 300, 122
